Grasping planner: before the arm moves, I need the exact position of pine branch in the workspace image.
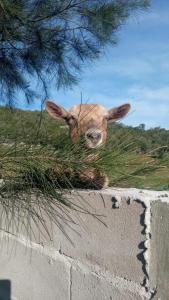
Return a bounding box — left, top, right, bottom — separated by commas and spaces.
0, 0, 150, 105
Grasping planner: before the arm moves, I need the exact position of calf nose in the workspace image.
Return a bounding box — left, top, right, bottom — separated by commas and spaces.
86, 132, 101, 141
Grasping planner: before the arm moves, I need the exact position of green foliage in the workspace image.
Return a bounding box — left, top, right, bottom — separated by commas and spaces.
0, 107, 169, 191
0, 0, 149, 104
0, 106, 169, 240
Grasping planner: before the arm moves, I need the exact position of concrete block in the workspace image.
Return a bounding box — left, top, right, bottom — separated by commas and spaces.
1, 188, 169, 299
61, 192, 145, 282
71, 266, 143, 300
149, 202, 169, 299
52, 191, 145, 283
0, 190, 145, 284
0, 237, 70, 300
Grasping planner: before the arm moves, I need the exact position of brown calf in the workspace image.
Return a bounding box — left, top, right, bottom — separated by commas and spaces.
45, 101, 131, 149
45, 100, 131, 188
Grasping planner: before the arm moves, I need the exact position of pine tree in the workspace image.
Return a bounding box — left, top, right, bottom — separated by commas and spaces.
0, 0, 150, 106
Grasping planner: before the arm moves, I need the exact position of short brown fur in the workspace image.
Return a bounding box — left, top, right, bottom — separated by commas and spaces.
45, 100, 131, 188
46, 101, 131, 148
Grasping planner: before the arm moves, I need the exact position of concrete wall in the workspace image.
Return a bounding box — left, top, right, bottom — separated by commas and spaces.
0, 188, 169, 300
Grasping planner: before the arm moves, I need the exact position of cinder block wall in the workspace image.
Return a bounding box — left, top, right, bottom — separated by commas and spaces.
0, 188, 169, 300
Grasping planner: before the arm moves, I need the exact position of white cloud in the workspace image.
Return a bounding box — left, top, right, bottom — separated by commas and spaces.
127, 86, 169, 102
87, 57, 154, 80
110, 59, 153, 78
128, 7, 169, 26
79, 85, 169, 129
122, 85, 169, 128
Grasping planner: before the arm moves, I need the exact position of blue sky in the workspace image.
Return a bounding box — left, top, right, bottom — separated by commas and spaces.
18, 0, 169, 129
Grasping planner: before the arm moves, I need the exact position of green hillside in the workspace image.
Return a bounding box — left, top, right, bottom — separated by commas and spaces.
0, 106, 169, 190
1, 106, 169, 149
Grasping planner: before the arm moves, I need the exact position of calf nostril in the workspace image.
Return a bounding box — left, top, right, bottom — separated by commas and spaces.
86, 132, 101, 141
97, 133, 101, 140
87, 133, 93, 139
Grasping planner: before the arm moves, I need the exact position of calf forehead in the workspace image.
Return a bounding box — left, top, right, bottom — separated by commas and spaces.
69, 104, 107, 121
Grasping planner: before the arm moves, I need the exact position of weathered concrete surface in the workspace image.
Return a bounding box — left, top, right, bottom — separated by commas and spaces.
149, 202, 169, 300
0, 188, 169, 300
56, 191, 145, 283
0, 232, 146, 300
71, 266, 143, 300
0, 237, 70, 300
0, 191, 145, 283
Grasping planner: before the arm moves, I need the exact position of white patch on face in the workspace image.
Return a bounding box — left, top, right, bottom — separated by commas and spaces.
85, 129, 103, 149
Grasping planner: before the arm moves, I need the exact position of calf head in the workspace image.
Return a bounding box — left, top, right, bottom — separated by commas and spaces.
46, 101, 130, 149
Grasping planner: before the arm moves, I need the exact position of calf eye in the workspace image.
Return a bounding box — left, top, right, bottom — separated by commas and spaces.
66, 116, 77, 125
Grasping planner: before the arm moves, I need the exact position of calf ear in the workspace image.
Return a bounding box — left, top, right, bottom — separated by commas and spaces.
107, 104, 131, 122
45, 100, 69, 120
